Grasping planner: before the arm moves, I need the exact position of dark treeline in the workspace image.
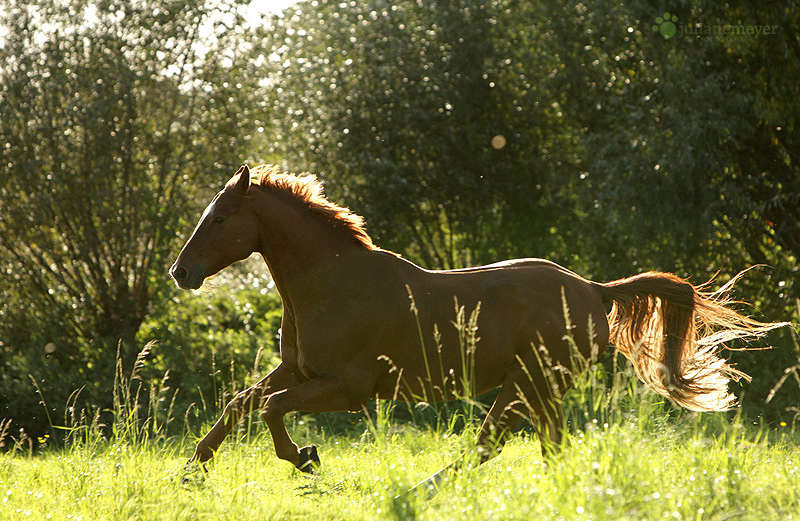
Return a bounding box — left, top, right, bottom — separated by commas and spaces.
1, 0, 797, 441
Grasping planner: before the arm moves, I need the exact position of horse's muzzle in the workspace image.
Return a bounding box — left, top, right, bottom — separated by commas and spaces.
170, 263, 202, 290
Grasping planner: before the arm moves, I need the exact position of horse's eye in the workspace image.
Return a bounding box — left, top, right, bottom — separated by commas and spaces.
212, 216, 225, 225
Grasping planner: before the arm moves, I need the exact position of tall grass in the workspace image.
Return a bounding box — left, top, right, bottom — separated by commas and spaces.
2, 300, 799, 520
2, 391, 798, 520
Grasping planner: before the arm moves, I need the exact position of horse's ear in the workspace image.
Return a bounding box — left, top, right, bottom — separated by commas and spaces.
233, 164, 250, 193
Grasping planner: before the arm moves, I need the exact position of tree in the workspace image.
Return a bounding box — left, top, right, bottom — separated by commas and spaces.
0, 0, 265, 433
532, 1, 799, 279
260, 0, 581, 268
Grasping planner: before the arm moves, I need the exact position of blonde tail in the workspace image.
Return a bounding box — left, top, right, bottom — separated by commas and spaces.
598, 269, 788, 411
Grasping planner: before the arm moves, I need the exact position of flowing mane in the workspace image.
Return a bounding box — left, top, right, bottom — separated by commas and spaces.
233, 165, 377, 250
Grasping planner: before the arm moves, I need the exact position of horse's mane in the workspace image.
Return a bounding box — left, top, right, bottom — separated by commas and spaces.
244, 165, 377, 251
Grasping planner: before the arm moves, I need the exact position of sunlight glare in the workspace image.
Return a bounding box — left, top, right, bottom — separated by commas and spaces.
248, 0, 300, 16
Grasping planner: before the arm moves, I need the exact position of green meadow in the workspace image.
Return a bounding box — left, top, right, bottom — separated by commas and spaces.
3, 383, 799, 521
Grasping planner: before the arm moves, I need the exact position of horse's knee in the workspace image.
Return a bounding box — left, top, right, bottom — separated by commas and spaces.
223, 391, 246, 417
260, 393, 282, 421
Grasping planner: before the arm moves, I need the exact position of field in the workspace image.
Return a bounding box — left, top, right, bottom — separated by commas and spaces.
2, 393, 799, 521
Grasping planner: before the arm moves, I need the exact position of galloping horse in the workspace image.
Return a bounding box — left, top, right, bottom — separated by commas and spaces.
171, 165, 783, 482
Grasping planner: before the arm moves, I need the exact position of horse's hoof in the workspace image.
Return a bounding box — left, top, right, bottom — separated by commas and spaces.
179, 461, 208, 486
411, 468, 447, 499
297, 445, 320, 473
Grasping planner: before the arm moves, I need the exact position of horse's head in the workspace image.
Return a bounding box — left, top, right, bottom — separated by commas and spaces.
170, 165, 260, 289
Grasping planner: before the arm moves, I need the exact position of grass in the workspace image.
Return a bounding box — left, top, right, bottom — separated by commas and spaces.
2, 401, 799, 521
3, 299, 798, 520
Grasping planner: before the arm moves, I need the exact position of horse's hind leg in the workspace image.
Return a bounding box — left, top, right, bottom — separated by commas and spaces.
527, 392, 565, 458
413, 367, 529, 494
474, 367, 532, 463
477, 359, 567, 461
516, 356, 567, 458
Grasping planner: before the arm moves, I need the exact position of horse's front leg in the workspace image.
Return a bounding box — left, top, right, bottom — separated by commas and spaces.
189, 362, 299, 465
260, 376, 351, 472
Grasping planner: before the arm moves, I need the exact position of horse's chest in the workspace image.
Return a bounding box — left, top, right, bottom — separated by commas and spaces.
280, 341, 319, 380
279, 313, 317, 380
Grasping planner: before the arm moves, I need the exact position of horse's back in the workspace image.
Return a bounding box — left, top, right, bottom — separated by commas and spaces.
389, 255, 606, 342
403, 256, 608, 386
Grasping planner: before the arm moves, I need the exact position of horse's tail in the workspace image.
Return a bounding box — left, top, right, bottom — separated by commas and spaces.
596, 270, 786, 411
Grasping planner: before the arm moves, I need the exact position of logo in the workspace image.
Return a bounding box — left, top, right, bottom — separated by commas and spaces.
652, 12, 678, 39
650, 11, 779, 43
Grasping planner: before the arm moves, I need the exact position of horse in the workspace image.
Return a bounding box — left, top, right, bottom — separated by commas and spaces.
170, 164, 785, 486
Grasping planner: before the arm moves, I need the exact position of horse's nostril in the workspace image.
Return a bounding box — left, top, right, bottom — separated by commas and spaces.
172, 265, 188, 282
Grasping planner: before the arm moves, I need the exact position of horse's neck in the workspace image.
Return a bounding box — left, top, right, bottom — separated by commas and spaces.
252, 189, 362, 305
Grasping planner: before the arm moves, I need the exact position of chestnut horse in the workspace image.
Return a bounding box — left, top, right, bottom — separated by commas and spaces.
171, 165, 783, 484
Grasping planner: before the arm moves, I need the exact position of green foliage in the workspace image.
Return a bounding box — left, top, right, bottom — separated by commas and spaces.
137, 261, 284, 429
0, 0, 268, 436
536, 2, 800, 279
1, 0, 797, 443
260, 0, 580, 268
259, 0, 798, 275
